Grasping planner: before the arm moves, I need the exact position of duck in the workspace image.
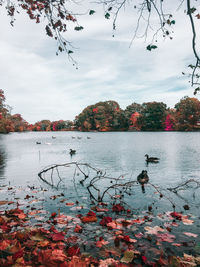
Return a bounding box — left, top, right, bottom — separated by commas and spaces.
137, 170, 149, 193
69, 149, 76, 156
36, 142, 41, 145
145, 154, 159, 163
52, 136, 56, 139
87, 136, 91, 139
137, 170, 149, 184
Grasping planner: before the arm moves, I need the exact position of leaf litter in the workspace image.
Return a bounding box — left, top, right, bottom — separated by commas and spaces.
0, 184, 199, 266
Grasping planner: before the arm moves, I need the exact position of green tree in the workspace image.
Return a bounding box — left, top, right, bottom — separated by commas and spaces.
139, 101, 167, 131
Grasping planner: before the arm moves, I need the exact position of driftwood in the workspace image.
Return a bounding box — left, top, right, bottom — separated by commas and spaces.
38, 162, 200, 210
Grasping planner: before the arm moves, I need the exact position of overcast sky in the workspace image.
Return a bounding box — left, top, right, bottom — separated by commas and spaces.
0, 1, 199, 123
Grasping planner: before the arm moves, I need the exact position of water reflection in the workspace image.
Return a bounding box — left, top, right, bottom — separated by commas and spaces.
0, 135, 7, 179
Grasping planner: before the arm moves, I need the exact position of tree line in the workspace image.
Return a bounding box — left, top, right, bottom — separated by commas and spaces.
0, 90, 200, 133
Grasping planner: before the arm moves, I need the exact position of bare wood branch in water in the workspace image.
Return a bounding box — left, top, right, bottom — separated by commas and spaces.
38, 162, 200, 210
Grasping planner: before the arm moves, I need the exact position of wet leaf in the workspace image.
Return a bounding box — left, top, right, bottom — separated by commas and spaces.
121, 250, 135, 263
184, 232, 198, 238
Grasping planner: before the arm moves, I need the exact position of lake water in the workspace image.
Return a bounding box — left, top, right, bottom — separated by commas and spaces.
0, 131, 200, 213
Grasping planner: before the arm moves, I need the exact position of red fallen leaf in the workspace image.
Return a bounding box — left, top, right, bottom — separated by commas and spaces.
96, 239, 109, 248
81, 215, 97, 223
51, 212, 57, 218
99, 216, 112, 226
0, 240, 11, 250
7, 208, 26, 219
135, 233, 143, 238
0, 216, 5, 224
66, 202, 74, 206
74, 224, 82, 233
38, 249, 67, 264
95, 206, 109, 212
123, 235, 130, 242
172, 243, 182, 247
67, 245, 80, 257
132, 218, 145, 224
0, 223, 11, 232
51, 249, 68, 261
37, 240, 50, 247
66, 236, 78, 244
183, 232, 198, 237
157, 233, 175, 242
15, 231, 29, 241
170, 212, 182, 220
142, 255, 147, 263
51, 233, 65, 241
87, 210, 96, 217
112, 204, 125, 212
12, 249, 24, 261
50, 226, 59, 233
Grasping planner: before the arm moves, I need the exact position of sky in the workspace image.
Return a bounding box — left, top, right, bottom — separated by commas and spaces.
0, 0, 199, 123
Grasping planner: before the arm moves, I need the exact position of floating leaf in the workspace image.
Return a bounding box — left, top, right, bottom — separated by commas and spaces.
184, 232, 198, 238
121, 250, 135, 263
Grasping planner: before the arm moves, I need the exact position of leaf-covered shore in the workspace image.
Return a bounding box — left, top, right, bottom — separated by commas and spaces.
0, 184, 200, 267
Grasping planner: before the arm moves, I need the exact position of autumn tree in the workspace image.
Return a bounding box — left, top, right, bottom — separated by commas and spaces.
124, 103, 143, 129
0, 90, 15, 133
11, 113, 29, 132
174, 96, 200, 131
138, 101, 167, 131
75, 100, 128, 131
1, 0, 200, 93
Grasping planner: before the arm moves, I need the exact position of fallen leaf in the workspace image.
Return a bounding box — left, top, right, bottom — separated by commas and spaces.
184, 232, 198, 238
121, 250, 135, 263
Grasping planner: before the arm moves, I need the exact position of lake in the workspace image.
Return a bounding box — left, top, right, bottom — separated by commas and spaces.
1, 131, 200, 185
0, 131, 200, 212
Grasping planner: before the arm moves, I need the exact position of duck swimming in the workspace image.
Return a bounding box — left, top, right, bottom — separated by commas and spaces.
69, 149, 76, 156
137, 170, 149, 193
145, 154, 159, 163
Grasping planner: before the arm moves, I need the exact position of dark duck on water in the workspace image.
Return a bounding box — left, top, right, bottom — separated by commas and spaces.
137, 170, 149, 193
145, 154, 159, 163
69, 149, 76, 156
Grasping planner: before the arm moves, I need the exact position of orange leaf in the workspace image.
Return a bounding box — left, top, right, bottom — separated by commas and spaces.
81, 215, 97, 223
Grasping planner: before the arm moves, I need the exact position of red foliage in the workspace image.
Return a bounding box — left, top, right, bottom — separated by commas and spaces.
92, 108, 98, 113
99, 216, 112, 226
67, 245, 80, 257
74, 225, 82, 233
81, 210, 97, 223
112, 204, 125, 212
170, 212, 182, 220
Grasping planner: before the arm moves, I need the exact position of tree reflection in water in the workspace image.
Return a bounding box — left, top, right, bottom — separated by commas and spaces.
0, 142, 6, 179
